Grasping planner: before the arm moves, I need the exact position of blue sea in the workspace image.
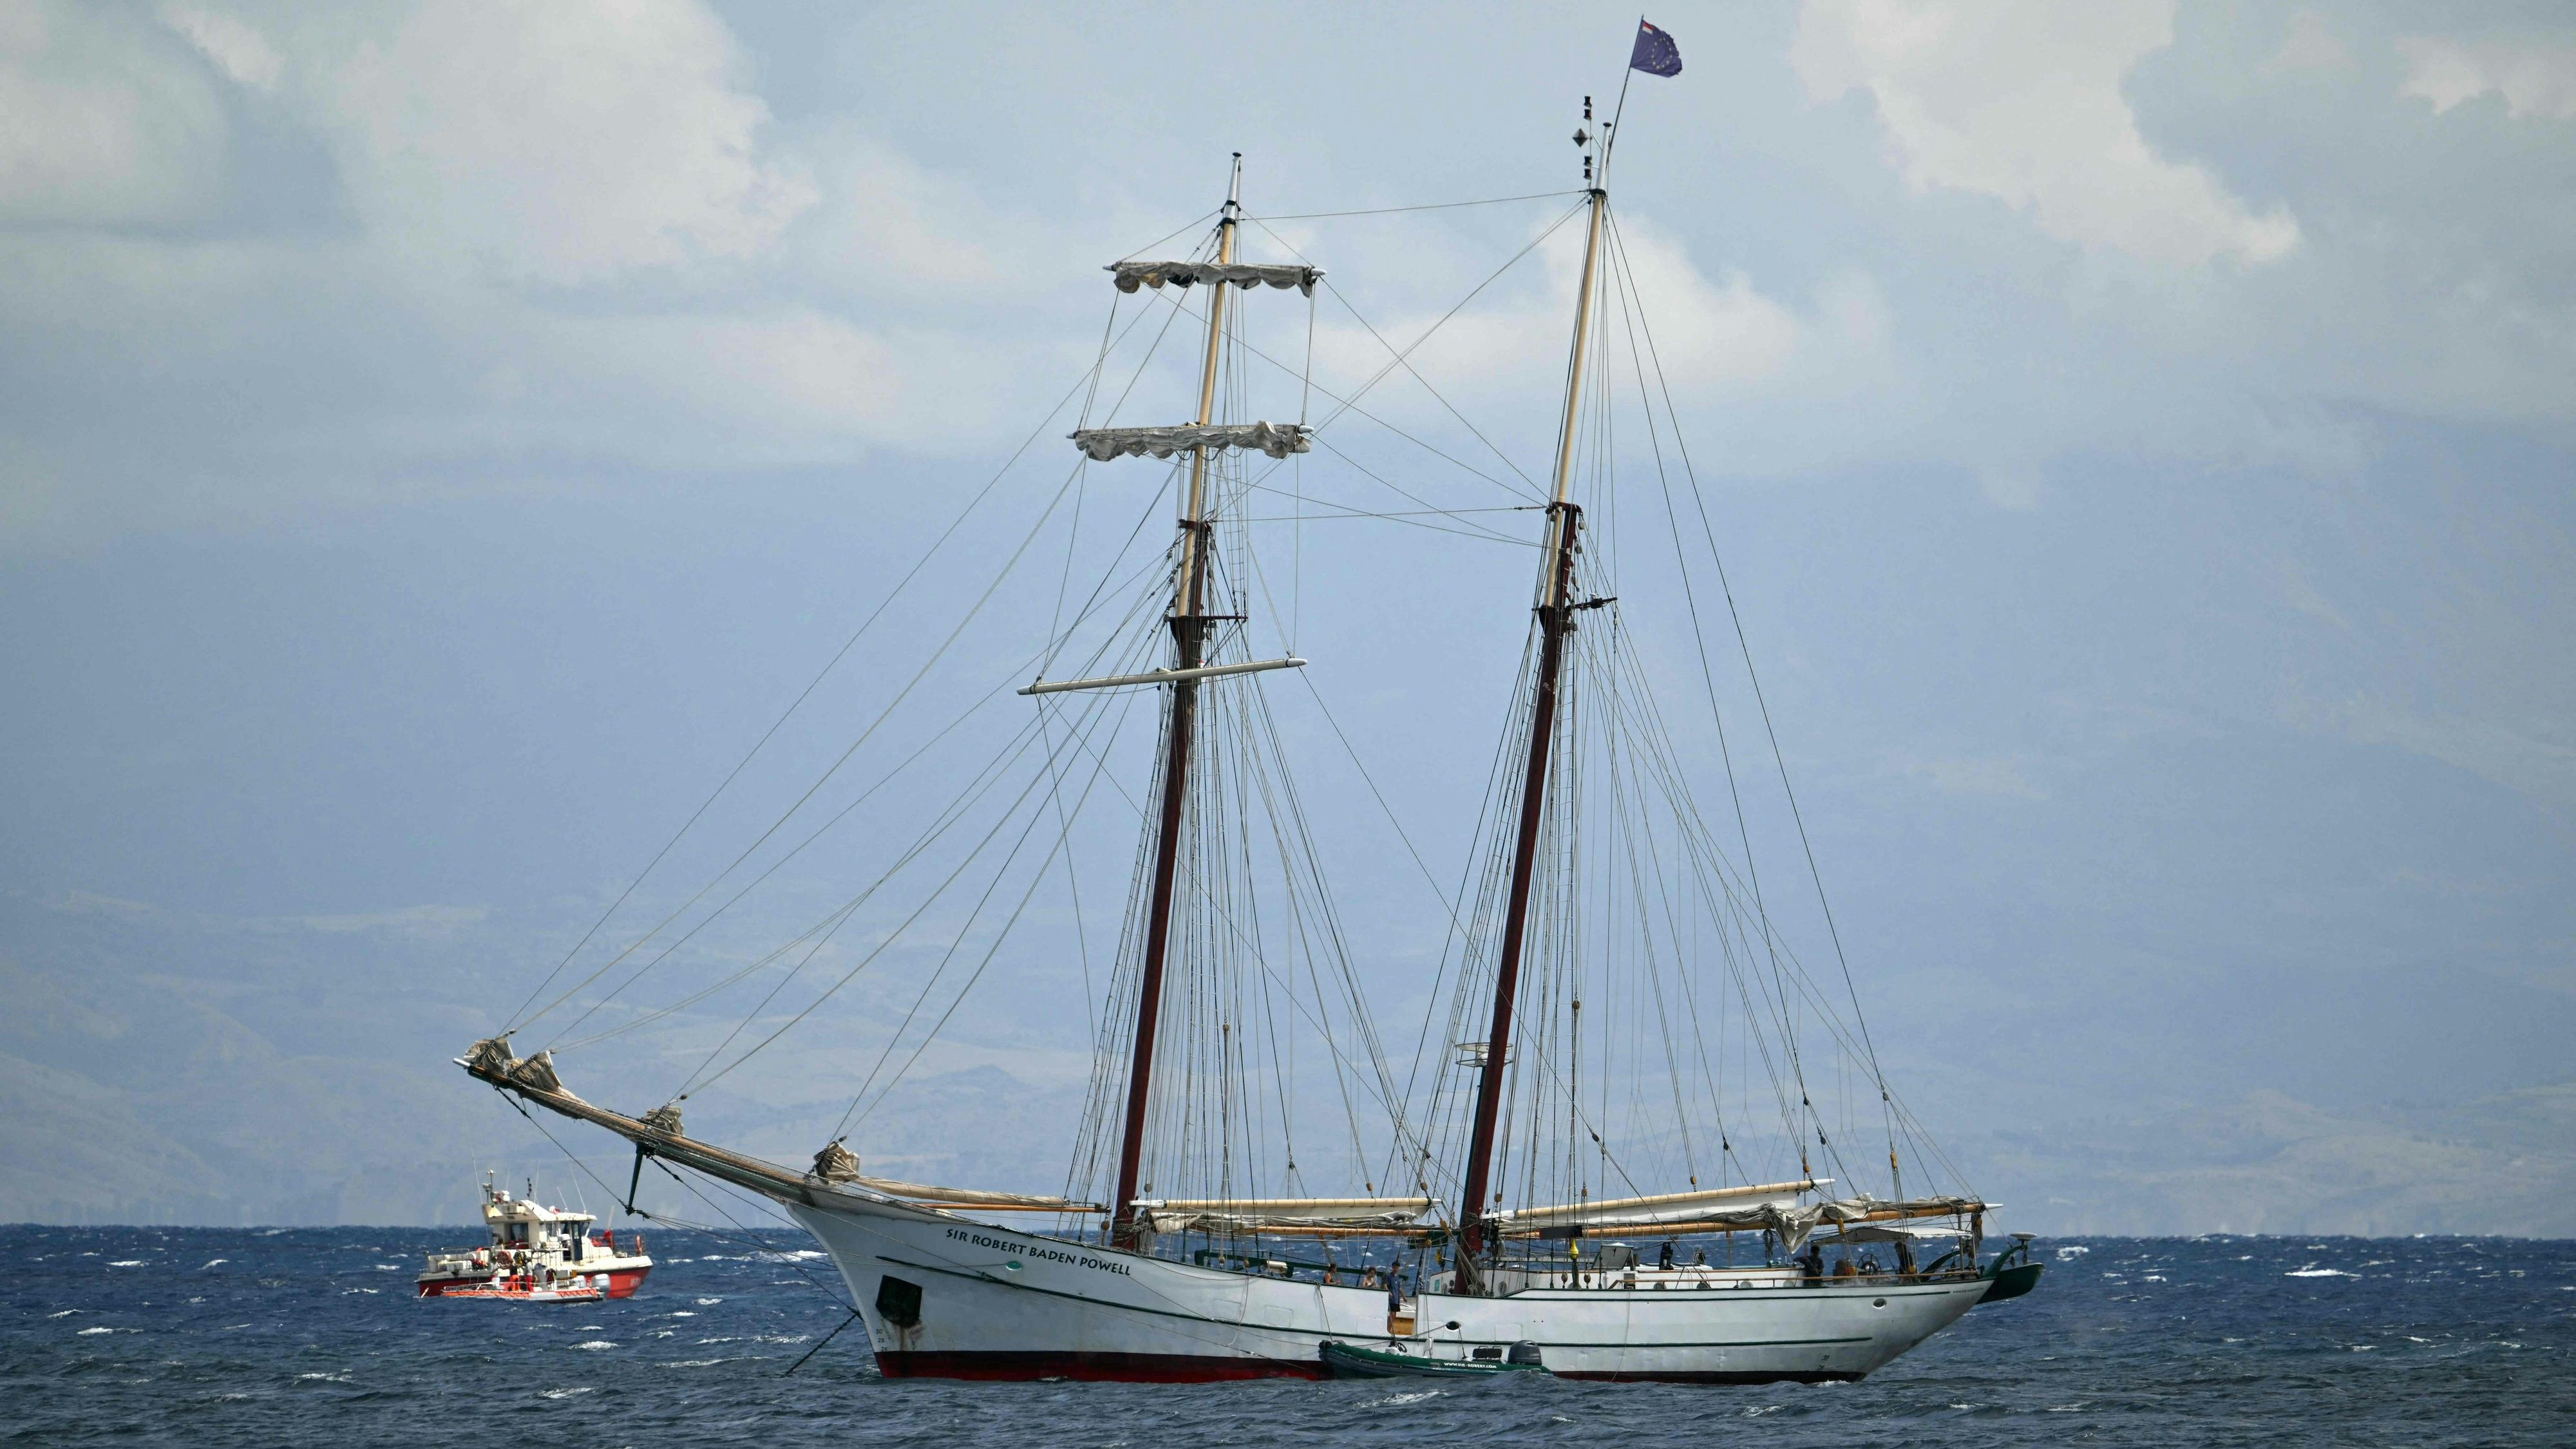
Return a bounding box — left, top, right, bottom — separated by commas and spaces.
5, 1226, 2570, 1445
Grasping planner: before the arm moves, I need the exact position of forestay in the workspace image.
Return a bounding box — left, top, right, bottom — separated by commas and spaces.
459, 1036, 1095, 1215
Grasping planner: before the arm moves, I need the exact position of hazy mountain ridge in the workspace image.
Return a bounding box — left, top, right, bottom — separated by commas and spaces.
5, 896, 2571, 1233
1967, 1086, 2576, 1237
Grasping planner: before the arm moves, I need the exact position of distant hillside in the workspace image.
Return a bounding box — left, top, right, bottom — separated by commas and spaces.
3, 888, 2573, 1234
1959, 1086, 2576, 1236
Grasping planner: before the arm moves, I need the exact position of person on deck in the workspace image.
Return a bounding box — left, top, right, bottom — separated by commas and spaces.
1658, 1240, 1675, 1271
1387, 1267, 1405, 1314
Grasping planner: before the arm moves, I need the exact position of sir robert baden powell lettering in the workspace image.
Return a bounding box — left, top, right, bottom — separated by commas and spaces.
946, 1227, 1135, 1276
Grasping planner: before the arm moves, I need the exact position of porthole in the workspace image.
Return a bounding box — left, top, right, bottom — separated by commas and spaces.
1872, 1298, 1888, 1308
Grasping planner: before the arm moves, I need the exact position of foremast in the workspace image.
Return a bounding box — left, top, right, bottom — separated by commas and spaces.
1454, 181, 1609, 1285
1110, 155, 1244, 1247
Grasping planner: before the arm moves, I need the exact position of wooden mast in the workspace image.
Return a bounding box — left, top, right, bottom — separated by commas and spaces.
1454, 179, 1608, 1281
1110, 154, 1242, 1247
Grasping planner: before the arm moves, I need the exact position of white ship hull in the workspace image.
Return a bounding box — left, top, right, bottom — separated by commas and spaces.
792, 1198, 1986, 1383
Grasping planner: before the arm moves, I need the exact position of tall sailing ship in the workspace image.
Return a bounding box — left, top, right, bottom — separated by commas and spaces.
461, 34, 2041, 1383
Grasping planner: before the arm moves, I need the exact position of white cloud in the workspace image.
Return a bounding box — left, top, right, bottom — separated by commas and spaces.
7, 0, 2570, 551
1602, 220, 1810, 386
1317, 213, 1880, 421
0, 1, 227, 225
321, 0, 819, 284
0, 0, 1058, 549
1792, 0, 2299, 266
536, 308, 909, 446
159, 4, 278, 93
787, 130, 1006, 295
2398, 36, 2576, 121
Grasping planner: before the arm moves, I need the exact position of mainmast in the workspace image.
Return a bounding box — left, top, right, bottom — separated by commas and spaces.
1110, 154, 1244, 1246
1454, 133, 1610, 1282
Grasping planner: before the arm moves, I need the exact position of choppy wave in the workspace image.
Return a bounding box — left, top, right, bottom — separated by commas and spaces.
6, 1226, 2570, 1445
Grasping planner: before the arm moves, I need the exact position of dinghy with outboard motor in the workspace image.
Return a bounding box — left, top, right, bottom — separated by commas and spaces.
1320, 1336, 1548, 1379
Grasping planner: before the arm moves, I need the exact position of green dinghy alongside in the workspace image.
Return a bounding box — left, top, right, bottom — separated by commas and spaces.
1979, 1238, 2049, 1303
1320, 1340, 1549, 1379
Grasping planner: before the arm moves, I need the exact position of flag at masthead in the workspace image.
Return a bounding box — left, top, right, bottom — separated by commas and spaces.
1629, 19, 1683, 77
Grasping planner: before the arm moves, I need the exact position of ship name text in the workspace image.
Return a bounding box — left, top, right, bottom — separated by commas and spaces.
946, 1228, 1133, 1277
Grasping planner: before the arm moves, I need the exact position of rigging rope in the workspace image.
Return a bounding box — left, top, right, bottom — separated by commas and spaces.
517, 178, 1973, 1241
1113, 206, 1222, 263
1249, 189, 1586, 221
515, 287, 1193, 1039
528, 459, 1092, 1043
1249, 217, 1546, 500
1124, 279, 1548, 513
1604, 206, 1904, 1191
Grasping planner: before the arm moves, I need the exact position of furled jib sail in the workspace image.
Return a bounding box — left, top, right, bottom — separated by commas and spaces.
1109, 260, 1320, 296
1071, 421, 1312, 462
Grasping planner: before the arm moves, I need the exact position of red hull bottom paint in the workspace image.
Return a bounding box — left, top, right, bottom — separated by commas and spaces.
873, 1352, 1866, 1385
1553, 1370, 1866, 1385
875, 1351, 1329, 1383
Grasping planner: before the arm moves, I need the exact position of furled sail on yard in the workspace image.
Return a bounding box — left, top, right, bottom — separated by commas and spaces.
1487, 1180, 1824, 1233
1069, 421, 1312, 461
1108, 260, 1320, 294
1131, 1197, 1434, 1235
1487, 1181, 1987, 1251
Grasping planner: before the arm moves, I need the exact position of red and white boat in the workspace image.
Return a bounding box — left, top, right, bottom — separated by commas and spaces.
417, 1176, 652, 1302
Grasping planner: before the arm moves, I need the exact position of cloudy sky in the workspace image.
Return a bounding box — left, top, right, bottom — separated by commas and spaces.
5, 0, 2574, 1227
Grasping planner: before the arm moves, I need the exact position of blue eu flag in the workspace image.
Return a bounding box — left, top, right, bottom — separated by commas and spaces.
1629, 19, 1682, 77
